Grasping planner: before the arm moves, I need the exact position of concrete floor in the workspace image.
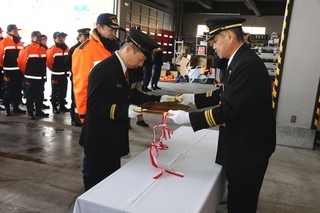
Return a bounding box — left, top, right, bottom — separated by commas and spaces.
0, 81, 319, 213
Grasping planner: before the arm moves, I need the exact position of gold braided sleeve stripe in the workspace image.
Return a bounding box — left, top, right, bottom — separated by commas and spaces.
110, 104, 116, 119
204, 109, 217, 127
206, 91, 213, 97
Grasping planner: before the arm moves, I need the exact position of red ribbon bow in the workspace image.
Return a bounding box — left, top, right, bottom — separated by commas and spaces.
149, 112, 184, 179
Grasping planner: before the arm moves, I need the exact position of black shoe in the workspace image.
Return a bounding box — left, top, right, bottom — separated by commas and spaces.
12, 108, 26, 113
71, 121, 82, 127
5, 108, 11, 116
136, 120, 149, 127
60, 106, 70, 112
42, 104, 50, 109
28, 111, 36, 120
142, 86, 152, 92
155, 86, 161, 90
53, 108, 60, 114
35, 110, 49, 117
152, 86, 157, 90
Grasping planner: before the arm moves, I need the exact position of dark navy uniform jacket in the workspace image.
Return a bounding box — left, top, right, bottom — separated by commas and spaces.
189, 43, 276, 169
79, 53, 161, 158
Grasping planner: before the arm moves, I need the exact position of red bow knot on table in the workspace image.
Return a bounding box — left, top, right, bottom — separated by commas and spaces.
149, 112, 184, 179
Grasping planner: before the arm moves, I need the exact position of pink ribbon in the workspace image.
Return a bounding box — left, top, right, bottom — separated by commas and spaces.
149, 112, 184, 179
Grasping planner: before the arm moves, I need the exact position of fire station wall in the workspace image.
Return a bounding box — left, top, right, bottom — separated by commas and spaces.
276, 0, 320, 149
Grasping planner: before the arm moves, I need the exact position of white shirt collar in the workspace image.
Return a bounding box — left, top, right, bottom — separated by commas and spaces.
227, 45, 242, 67
115, 51, 127, 75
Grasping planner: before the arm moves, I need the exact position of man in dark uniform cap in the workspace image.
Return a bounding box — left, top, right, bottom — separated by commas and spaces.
168, 17, 276, 212
64, 28, 90, 126
79, 27, 176, 191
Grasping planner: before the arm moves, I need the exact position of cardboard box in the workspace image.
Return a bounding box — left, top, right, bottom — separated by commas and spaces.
179, 57, 190, 76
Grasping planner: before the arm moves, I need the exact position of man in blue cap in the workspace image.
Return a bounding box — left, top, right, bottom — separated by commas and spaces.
72, 13, 123, 124
78, 27, 175, 191
168, 17, 276, 212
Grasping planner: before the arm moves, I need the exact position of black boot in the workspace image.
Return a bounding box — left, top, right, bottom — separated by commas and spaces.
155, 84, 161, 90
4, 105, 11, 116
27, 110, 36, 120
142, 86, 148, 92
12, 105, 26, 113
35, 108, 49, 117
42, 104, 50, 109
59, 105, 70, 112
136, 120, 149, 127
71, 112, 82, 127
52, 104, 60, 114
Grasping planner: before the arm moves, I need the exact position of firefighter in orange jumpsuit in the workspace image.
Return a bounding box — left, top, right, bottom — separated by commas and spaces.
0, 24, 25, 116
47, 32, 70, 114
72, 13, 123, 123
17, 31, 49, 120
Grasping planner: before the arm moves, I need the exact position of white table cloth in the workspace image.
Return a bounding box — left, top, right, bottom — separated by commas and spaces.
73, 126, 225, 213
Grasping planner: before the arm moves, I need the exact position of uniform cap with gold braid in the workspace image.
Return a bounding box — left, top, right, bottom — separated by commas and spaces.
96, 13, 125, 31
204, 17, 246, 41
77, 28, 91, 36
127, 27, 160, 61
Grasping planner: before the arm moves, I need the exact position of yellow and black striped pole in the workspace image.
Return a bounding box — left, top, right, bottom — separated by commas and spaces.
272, 0, 294, 114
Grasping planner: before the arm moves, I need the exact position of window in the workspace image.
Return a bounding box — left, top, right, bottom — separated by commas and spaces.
197, 25, 208, 36
242, 26, 266, 34
197, 25, 266, 36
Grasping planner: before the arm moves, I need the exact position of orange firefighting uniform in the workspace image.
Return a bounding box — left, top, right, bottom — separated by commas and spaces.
46, 43, 70, 109
17, 42, 47, 111
0, 35, 24, 108
72, 29, 112, 123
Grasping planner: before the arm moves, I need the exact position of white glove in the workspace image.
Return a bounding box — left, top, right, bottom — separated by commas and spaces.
160, 95, 175, 102
128, 104, 141, 118
179, 94, 195, 105
167, 110, 190, 125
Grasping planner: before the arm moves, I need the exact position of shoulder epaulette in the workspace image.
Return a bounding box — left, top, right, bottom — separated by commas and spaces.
79, 39, 89, 49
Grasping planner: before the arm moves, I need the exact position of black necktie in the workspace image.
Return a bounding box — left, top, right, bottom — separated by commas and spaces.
125, 69, 129, 85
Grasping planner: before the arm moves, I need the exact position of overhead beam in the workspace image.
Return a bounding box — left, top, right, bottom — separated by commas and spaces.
195, 0, 212, 9
243, 0, 261, 16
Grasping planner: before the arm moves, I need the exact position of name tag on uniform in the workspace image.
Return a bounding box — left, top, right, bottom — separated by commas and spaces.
131, 83, 136, 89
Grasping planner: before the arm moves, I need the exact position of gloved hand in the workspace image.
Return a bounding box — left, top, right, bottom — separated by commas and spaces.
128, 104, 142, 118
167, 110, 190, 125
179, 94, 195, 105
160, 95, 176, 102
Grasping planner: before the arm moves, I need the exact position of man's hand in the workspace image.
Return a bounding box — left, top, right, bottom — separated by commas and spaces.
160, 95, 176, 102
167, 110, 190, 125
128, 105, 142, 118
179, 94, 195, 105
